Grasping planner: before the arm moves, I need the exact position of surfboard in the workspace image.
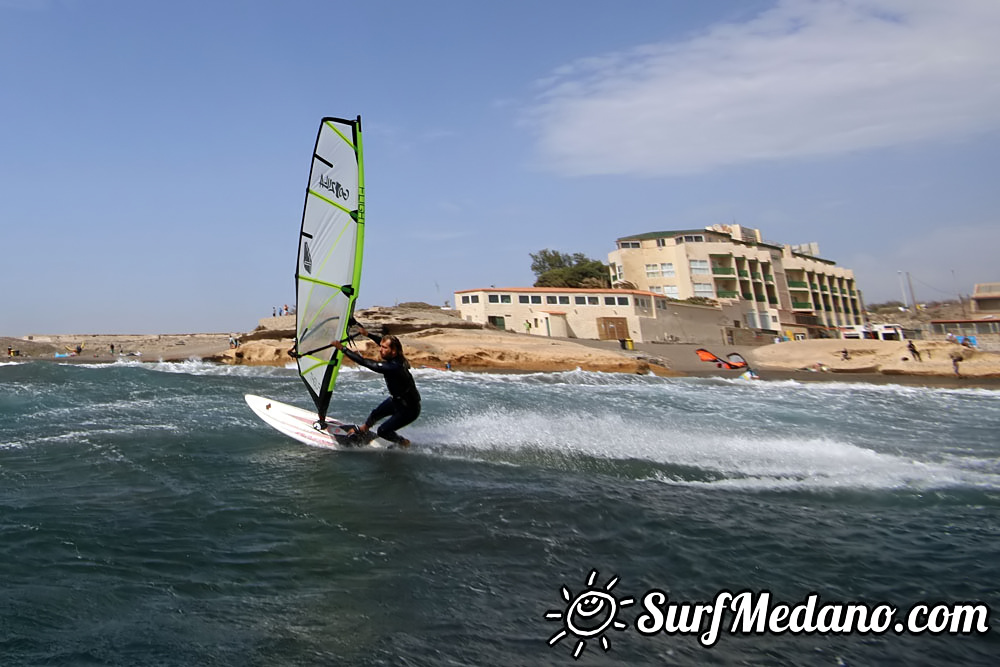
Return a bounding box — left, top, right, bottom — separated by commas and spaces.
244, 394, 389, 449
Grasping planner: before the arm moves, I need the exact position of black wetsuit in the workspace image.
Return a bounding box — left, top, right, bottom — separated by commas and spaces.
341, 332, 421, 443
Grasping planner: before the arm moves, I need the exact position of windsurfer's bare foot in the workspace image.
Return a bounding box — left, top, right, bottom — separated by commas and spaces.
398, 438, 411, 448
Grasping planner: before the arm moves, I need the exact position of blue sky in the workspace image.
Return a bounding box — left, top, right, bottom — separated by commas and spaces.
2, 0, 998, 335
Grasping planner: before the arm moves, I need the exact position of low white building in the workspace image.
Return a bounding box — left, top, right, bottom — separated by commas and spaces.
454, 287, 760, 345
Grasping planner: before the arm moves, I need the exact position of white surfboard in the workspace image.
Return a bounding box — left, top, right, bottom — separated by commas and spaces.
244, 394, 390, 450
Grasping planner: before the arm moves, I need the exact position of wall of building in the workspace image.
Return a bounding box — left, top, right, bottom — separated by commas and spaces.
454, 287, 745, 344
971, 282, 1000, 313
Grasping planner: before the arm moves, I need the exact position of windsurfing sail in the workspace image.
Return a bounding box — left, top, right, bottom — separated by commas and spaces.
294, 116, 365, 423
695, 348, 749, 370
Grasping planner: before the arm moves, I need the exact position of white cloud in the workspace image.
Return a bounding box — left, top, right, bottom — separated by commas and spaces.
529, 0, 1000, 176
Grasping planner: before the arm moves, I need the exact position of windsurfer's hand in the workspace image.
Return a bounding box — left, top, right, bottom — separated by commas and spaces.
331, 340, 343, 350
357, 326, 368, 336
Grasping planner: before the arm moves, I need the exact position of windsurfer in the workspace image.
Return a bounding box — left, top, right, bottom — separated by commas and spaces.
331, 321, 420, 447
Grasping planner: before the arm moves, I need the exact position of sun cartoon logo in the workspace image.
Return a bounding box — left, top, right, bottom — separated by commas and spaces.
545, 569, 634, 659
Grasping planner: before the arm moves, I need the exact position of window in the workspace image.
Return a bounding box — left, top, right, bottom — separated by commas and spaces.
678, 234, 704, 243
531, 295, 542, 304
617, 297, 629, 305
664, 285, 679, 298
645, 264, 660, 278
604, 296, 616, 305
518, 295, 530, 304
488, 294, 499, 303
619, 241, 640, 249
559, 296, 570, 305
693, 283, 714, 298
690, 260, 710, 275
661, 263, 675, 277
656, 238, 667, 247
470, 295, 479, 303
588, 297, 599, 305
500, 294, 511, 304
546, 296, 557, 304
461, 295, 470, 304
575, 296, 586, 305
650, 286, 662, 294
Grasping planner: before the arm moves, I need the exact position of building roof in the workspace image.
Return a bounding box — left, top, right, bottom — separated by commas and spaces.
930, 316, 999, 324
615, 229, 710, 241
454, 286, 658, 297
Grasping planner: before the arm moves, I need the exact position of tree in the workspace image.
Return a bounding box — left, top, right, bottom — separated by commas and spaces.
529, 249, 610, 288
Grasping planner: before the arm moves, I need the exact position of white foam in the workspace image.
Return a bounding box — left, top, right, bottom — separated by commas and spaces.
423, 407, 1000, 492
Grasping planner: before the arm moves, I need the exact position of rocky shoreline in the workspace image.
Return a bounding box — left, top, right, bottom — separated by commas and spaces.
6, 305, 999, 386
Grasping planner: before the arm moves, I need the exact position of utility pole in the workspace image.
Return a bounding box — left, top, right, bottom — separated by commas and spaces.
897, 271, 909, 310
906, 272, 918, 311
953, 269, 967, 317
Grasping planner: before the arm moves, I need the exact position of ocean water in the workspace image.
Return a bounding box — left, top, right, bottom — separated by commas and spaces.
1, 359, 998, 666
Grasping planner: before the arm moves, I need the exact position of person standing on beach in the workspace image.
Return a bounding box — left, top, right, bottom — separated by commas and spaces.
330, 320, 420, 447
907, 341, 921, 362
950, 350, 963, 377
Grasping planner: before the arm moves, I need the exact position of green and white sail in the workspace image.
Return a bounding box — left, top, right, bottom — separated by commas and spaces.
295, 116, 364, 422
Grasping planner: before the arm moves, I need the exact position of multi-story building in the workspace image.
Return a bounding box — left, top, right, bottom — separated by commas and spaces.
607, 224, 863, 338
971, 282, 1000, 313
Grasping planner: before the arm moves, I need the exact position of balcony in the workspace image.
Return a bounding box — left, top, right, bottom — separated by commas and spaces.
712, 267, 736, 275
738, 270, 750, 278
716, 290, 739, 298
787, 280, 808, 289
792, 301, 813, 310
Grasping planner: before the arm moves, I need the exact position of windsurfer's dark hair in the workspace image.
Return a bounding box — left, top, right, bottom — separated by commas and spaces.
382, 334, 410, 369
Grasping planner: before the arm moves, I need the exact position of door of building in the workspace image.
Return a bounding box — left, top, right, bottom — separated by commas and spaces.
597, 317, 628, 340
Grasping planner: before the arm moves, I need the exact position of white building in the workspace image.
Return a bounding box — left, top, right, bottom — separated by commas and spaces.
454, 286, 763, 345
